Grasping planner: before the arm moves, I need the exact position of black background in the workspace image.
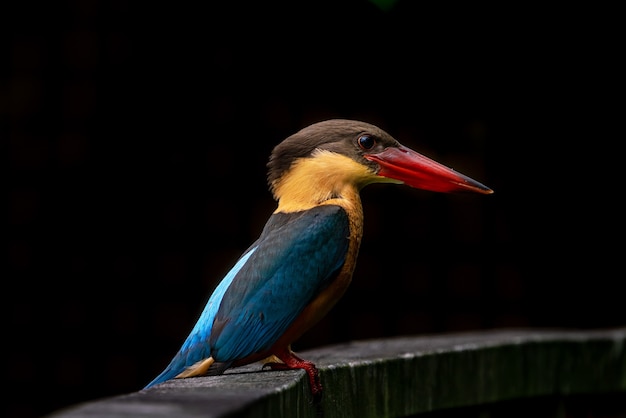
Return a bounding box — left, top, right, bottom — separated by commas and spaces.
5, 1, 623, 417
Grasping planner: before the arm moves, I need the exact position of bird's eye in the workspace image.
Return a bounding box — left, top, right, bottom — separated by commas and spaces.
358, 135, 376, 150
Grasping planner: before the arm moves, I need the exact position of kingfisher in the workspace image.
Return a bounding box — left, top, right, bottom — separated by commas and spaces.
144, 119, 493, 397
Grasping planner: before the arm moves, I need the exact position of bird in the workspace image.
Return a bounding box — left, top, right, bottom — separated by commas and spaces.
144, 119, 493, 397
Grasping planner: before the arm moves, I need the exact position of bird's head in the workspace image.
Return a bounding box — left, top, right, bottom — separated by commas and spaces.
267, 119, 493, 205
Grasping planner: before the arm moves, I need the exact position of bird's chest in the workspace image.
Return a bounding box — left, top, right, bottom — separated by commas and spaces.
320, 195, 364, 299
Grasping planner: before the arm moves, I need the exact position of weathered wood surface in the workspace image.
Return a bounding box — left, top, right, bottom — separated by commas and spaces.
48, 328, 626, 417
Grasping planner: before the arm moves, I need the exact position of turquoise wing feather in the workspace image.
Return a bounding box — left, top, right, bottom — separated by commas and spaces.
144, 204, 349, 388
210, 205, 350, 361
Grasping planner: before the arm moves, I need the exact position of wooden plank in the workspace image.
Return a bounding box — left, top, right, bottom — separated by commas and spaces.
48, 328, 626, 417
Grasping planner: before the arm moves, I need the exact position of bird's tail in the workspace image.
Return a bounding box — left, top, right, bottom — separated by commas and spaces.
143, 352, 186, 389
144, 352, 217, 389
144, 369, 178, 389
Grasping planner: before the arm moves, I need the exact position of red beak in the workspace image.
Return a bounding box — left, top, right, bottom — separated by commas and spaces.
364, 145, 493, 194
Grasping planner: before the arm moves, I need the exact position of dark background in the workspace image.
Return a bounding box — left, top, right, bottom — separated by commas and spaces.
5, 1, 622, 417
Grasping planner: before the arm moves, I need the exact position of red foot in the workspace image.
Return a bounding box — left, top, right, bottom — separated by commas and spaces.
263, 348, 322, 399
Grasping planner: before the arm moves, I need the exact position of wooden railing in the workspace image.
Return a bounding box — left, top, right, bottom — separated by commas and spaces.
48, 328, 626, 417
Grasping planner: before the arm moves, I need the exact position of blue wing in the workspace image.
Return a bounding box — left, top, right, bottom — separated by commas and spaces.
210, 205, 350, 361
144, 204, 349, 388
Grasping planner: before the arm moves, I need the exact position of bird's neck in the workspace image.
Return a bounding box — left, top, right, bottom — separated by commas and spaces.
272, 150, 378, 213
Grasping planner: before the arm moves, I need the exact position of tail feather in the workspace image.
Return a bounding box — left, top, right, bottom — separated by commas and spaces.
144, 364, 182, 389
144, 353, 223, 389
144, 350, 200, 389
174, 357, 215, 378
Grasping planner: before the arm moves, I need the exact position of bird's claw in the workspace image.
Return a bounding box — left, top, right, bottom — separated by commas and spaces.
261, 359, 322, 401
